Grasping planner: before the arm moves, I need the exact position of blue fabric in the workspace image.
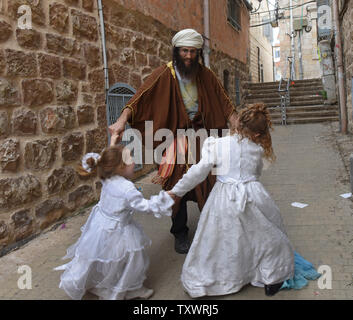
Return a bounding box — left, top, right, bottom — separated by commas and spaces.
281, 251, 322, 290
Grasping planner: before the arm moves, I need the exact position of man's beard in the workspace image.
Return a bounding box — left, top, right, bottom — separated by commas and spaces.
175, 54, 199, 79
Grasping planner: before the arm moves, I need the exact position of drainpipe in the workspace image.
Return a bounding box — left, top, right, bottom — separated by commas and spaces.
332, 0, 347, 134
98, 0, 109, 101
289, 0, 296, 80
203, 0, 210, 68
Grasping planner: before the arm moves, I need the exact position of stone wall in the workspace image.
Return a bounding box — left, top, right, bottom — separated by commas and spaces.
0, 0, 250, 254
0, 0, 105, 254
340, 0, 353, 132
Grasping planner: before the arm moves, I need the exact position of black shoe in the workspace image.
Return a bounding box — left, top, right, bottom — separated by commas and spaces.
264, 282, 284, 296
174, 233, 190, 254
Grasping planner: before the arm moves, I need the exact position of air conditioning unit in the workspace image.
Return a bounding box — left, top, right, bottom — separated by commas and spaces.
293, 18, 308, 31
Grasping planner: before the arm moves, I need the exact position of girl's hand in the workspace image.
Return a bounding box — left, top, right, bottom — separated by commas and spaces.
167, 191, 177, 201
110, 133, 120, 146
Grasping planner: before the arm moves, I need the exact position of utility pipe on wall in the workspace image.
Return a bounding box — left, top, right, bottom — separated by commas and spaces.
203, 0, 210, 68
332, 0, 347, 134
98, 0, 109, 100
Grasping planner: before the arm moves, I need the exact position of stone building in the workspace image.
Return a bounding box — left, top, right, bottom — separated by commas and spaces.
338, 0, 353, 132
0, 0, 252, 254
277, 0, 320, 80
249, 0, 274, 82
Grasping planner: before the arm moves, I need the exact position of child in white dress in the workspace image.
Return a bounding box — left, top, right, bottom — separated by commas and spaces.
54, 135, 174, 300
169, 103, 320, 298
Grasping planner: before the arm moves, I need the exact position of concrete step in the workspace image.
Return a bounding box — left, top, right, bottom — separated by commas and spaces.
245, 88, 324, 98
246, 95, 324, 104
268, 104, 338, 113
270, 110, 338, 119
244, 79, 323, 90
272, 116, 339, 125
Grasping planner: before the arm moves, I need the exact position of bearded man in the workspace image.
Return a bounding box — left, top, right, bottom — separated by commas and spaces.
109, 29, 238, 254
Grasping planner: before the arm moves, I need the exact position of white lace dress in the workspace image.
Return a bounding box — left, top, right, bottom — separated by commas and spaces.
171, 135, 295, 298
54, 175, 174, 300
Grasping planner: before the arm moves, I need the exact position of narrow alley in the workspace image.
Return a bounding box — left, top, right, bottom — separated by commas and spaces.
0, 121, 352, 300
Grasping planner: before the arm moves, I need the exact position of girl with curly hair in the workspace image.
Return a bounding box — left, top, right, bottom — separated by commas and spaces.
54, 135, 174, 300
168, 103, 321, 298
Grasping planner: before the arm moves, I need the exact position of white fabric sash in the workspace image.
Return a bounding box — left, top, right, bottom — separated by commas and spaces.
216, 176, 258, 212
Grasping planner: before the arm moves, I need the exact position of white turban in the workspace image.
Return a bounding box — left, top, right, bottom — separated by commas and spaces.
172, 29, 204, 49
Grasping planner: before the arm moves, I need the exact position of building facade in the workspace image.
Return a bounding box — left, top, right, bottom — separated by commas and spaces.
277, 0, 320, 80
249, 0, 275, 83
0, 0, 251, 254
338, 0, 353, 132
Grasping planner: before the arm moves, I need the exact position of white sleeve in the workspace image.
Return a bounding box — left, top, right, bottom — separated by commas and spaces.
125, 187, 174, 218
171, 136, 217, 197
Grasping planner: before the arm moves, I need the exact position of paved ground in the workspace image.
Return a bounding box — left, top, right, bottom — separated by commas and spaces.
0, 122, 353, 300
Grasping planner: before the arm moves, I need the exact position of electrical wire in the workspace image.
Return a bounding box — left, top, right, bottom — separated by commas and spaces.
250, 0, 315, 15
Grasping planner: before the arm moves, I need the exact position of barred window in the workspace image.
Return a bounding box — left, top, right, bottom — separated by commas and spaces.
227, 0, 242, 31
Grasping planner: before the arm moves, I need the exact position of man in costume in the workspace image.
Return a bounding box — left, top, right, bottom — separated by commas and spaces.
109, 28, 238, 254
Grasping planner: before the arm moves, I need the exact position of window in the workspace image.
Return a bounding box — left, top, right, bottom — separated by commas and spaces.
227, 0, 241, 31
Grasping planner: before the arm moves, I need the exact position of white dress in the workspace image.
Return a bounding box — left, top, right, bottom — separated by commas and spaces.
171, 135, 295, 298
54, 175, 174, 300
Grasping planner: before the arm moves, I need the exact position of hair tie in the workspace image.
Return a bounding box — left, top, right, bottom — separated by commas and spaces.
82, 153, 101, 173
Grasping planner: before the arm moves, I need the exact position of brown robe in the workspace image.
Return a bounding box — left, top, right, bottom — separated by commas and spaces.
122, 61, 236, 216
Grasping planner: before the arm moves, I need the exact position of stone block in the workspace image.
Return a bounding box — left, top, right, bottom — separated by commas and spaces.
10, 209, 34, 242
24, 138, 58, 170
38, 53, 61, 79
5, 49, 37, 77
77, 105, 94, 125
49, 2, 69, 33
112, 64, 130, 83
61, 132, 84, 161
0, 175, 42, 209
130, 72, 141, 90
63, 58, 86, 81
8, 0, 46, 27
12, 108, 37, 135
71, 9, 98, 41
88, 69, 104, 92
22, 79, 54, 107
83, 44, 101, 68
82, 0, 94, 12
64, 0, 79, 6
85, 128, 107, 154
0, 20, 12, 43
0, 111, 9, 138
0, 139, 20, 172
47, 166, 76, 195
46, 33, 80, 57
68, 185, 95, 211
0, 50, 5, 75
0, 221, 9, 240
35, 198, 67, 230
120, 48, 135, 67
16, 28, 42, 50
135, 52, 147, 68
148, 55, 161, 69
56, 80, 78, 104
0, 78, 20, 107
40, 106, 76, 134
97, 105, 107, 127
131, 35, 158, 56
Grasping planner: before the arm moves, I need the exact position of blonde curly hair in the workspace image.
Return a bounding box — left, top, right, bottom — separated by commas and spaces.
235, 103, 276, 162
